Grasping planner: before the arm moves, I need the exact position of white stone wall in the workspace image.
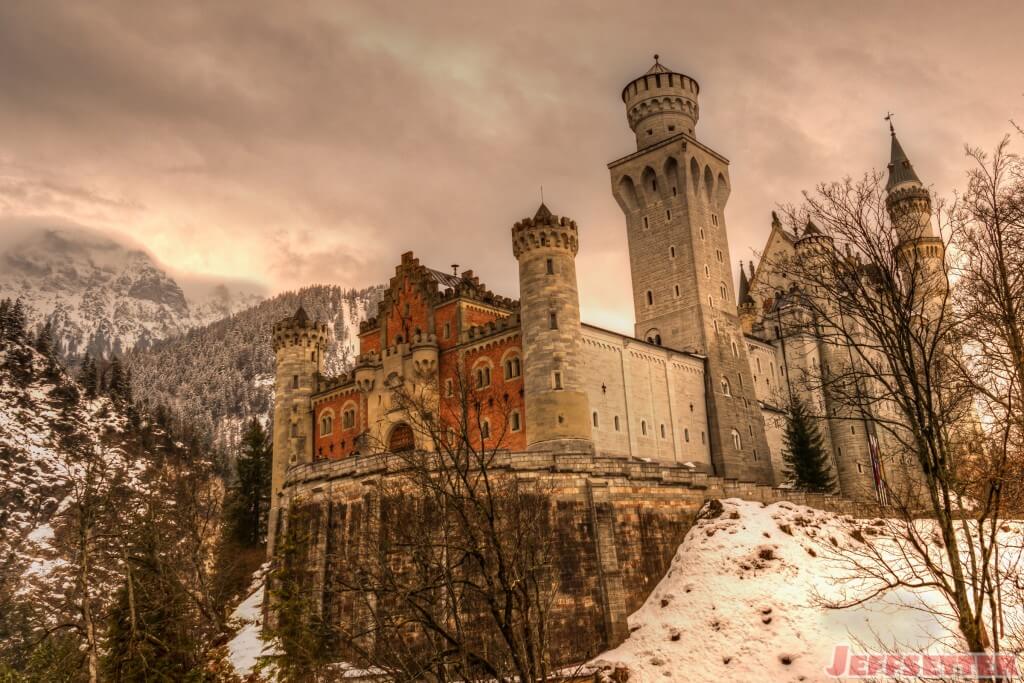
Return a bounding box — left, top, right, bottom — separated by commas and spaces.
578, 324, 712, 469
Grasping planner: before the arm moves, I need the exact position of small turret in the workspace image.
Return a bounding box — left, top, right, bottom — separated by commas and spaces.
885, 123, 935, 244
621, 55, 700, 150
512, 203, 593, 453
268, 305, 329, 551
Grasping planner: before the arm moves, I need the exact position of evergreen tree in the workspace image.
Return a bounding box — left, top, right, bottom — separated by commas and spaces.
80, 353, 98, 399
782, 395, 836, 493
108, 357, 132, 405
34, 320, 61, 382
226, 418, 272, 546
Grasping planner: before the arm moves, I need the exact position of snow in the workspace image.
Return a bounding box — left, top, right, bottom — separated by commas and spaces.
226, 566, 279, 679
592, 498, 1024, 683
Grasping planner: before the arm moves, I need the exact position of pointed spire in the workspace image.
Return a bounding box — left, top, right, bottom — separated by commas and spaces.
738, 262, 751, 306
534, 202, 553, 221
646, 53, 671, 74
886, 120, 922, 191
293, 305, 309, 325
803, 219, 821, 236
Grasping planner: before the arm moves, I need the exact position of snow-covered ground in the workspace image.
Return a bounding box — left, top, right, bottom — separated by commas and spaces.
225, 565, 280, 680
591, 499, 1024, 683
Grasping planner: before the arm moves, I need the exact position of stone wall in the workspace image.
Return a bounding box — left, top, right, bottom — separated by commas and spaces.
273, 450, 877, 666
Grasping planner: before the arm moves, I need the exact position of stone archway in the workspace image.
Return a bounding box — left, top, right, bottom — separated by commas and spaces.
388, 422, 415, 453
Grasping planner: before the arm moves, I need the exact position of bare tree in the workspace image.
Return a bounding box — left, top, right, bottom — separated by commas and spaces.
273, 365, 569, 681
761, 167, 1013, 659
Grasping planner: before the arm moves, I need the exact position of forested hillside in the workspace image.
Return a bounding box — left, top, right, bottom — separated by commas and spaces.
126, 284, 383, 450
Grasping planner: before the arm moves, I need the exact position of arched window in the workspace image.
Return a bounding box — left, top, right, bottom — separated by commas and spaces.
684, 428, 690, 442
704, 265, 710, 278
641, 420, 648, 436
731, 429, 742, 450
504, 354, 522, 380
731, 341, 738, 357
721, 377, 731, 396
592, 411, 599, 428
389, 423, 415, 452
720, 283, 728, 299
320, 413, 333, 436
614, 415, 621, 432
342, 403, 357, 429
476, 365, 491, 388
549, 312, 558, 329
655, 334, 662, 346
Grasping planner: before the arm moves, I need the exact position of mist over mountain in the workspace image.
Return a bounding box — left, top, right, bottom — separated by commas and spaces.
0, 219, 266, 358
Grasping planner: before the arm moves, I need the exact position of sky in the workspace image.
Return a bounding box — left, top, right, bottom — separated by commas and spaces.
0, 1, 1021, 332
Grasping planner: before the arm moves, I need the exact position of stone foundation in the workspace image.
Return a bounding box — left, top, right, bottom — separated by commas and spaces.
273, 451, 877, 666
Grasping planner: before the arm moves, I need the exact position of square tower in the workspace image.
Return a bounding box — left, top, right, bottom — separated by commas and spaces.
609, 58, 773, 484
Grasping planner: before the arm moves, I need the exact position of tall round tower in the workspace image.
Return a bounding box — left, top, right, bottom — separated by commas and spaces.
512, 204, 593, 453
621, 54, 700, 149
269, 306, 328, 550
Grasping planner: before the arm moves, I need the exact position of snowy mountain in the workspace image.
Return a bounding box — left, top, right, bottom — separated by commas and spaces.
0, 220, 265, 358
126, 284, 384, 451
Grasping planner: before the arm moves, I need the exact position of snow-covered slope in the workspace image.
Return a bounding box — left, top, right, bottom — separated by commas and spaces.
0, 221, 264, 358
591, 499, 1024, 683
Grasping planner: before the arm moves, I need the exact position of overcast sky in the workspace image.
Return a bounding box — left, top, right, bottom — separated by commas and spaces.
0, 1, 1021, 332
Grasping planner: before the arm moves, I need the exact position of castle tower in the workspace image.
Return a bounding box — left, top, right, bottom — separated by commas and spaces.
609, 57, 773, 484
512, 204, 593, 453
885, 124, 946, 316
269, 306, 328, 550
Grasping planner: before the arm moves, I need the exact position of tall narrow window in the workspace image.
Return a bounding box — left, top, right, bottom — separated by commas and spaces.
643, 216, 649, 229
546, 258, 554, 275
674, 285, 680, 297
510, 412, 521, 432
641, 420, 648, 436
712, 214, 719, 226
292, 375, 299, 389
443, 322, 451, 339
646, 290, 654, 306
549, 312, 558, 329
704, 265, 710, 278
660, 424, 666, 438
553, 371, 563, 390
592, 411, 599, 427
684, 428, 690, 442
670, 246, 676, 258
481, 420, 491, 440
614, 415, 621, 431
666, 209, 672, 220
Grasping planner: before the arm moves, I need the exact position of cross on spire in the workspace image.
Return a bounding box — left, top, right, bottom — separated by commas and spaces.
884, 111, 895, 136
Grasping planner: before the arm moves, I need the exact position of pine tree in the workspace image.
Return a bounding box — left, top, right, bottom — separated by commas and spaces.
782, 395, 836, 493
80, 353, 98, 399
35, 320, 61, 381
108, 357, 132, 405
226, 418, 272, 546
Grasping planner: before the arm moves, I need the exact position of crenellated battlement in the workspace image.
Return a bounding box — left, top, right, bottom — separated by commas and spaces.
272, 307, 329, 351
511, 207, 580, 258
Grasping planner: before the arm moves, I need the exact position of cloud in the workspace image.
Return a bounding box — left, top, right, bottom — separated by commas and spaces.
0, 1, 1020, 333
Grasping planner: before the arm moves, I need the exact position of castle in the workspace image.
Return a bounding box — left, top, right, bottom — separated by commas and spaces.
269, 57, 939, 544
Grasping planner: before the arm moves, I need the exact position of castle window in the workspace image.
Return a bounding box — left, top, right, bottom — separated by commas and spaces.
342, 407, 356, 428
701, 431, 706, 444
641, 420, 648, 436
655, 334, 662, 345
540, 234, 548, 246
480, 420, 490, 440
668, 125, 676, 132
756, 358, 762, 373
731, 341, 738, 357
321, 414, 333, 436
689, 403, 694, 412
593, 411, 599, 427
504, 356, 521, 380
643, 216, 649, 229
670, 246, 676, 258
510, 411, 521, 432
704, 265, 710, 278
700, 228, 705, 240
666, 209, 672, 220
292, 375, 299, 389
549, 312, 558, 329
646, 290, 654, 306
553, 371, 563, 390
445, 378, 454, 396
721, 377, 731, 396
857, 462, 864, 474
684, 428, 690, 442
476, 366, 491, 388
712, 214, 719, 226
651, 179, 657, 191
660, 424, 666, 438
546, 258, 554, 275
837, 447, 843, 457
752, 449, 758, 461
672, 186, 677, 196
647, 129, 653, 137
290, 423, 298, 437
720, 284, 727, 299
731, 429, 742, 450
444, 322, 451, 339
674, 285, 680, 297
851, 425, 856, 434
708, 295, 713, 307
716, 249, 722, 262
311, 351, 316, 361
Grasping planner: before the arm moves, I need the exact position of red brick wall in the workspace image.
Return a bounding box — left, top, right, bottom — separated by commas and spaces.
359, 329, 381, 355
314, 389, 362, 460
439, 335, 525, 452
383, 276, 432, 346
